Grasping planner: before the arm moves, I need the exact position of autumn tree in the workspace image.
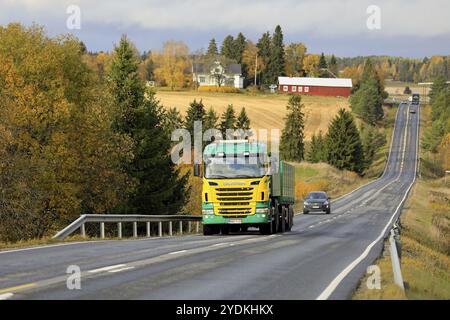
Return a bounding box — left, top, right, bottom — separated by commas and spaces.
242, 41, 265, 85
303, 54, 321, 77
152, 41, 190, 90
0, 24, 132, 241
285, 43, 307, 77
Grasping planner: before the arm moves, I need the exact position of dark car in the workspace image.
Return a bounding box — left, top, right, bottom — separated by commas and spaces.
303, 191, 331, 215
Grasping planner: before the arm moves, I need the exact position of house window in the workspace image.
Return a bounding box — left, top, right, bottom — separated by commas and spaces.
199, 76, 206, 83
283, 86, 288, 92
298, 86, 303, 92
304, 86, 309, 93
292, 86, 297, 92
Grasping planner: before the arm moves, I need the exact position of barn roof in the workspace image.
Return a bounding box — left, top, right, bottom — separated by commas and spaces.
278, 77, 353, 88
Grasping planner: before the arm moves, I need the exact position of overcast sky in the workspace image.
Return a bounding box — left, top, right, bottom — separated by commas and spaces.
1, 0, 449, 58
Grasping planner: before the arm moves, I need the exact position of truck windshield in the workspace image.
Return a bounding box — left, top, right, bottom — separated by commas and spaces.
204, 158, 268, 179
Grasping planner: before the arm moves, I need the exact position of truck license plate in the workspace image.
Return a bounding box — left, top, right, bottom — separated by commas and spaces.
228, 219, 242, 224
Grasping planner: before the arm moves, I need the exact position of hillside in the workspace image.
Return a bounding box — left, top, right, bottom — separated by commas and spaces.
156, 91, 349, 140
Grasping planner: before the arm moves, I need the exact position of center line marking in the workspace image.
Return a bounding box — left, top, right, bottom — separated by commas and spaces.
168, 250, 187, 255
108, 266, 135, 273
0, 293, 14, 300
88, 264, 126, 273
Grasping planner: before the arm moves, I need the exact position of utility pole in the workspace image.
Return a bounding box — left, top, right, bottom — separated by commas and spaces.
255, 53, 258, 86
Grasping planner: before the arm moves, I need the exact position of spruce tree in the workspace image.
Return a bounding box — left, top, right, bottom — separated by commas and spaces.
265, 25, 285, 86
307, 131, 326, 163
108, 36, 189, 215
233, 33, 247, 64
429, 75, 447, 105
204, 107, 219, 130
184, 99, 206, 137
221, 35, 235, 60
350, 77, 384, 124
220, 104, 237, 138
207, 38, 219, 56
236, 107, 251, 130
325, 109, 364, 174
329, 54, 338, 76
256, 32, 272, 86
164, 107, 183, 137
280, 95, 305, 161
318, 53, 328, 77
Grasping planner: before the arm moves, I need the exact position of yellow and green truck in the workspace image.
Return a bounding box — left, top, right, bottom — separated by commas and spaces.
194, 140, 295, 235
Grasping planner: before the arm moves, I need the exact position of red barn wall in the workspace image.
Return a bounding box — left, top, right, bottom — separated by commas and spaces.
278, 85, 351, 97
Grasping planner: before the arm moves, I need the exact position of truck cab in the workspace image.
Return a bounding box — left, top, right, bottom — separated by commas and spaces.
194, 140, 295, 235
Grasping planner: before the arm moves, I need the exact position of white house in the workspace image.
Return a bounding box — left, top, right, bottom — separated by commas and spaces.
193, 61, 244, 89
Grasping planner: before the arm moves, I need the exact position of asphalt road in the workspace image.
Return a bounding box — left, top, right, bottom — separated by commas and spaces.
0, 102, 419, 300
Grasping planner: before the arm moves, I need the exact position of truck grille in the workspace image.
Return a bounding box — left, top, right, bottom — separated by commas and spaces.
215, 187, 255, 215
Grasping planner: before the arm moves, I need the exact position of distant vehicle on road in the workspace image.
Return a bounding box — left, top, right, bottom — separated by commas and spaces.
411, 93, 420, 105
303, 191, 331, 215
410, 106, 416, 114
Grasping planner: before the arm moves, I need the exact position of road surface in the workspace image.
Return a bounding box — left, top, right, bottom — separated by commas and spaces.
0, 102, 419, 300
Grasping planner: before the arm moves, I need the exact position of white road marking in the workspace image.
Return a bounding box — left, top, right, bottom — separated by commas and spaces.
0, 240, 111, 255
210, 242, 231, 247
88, 264, 127, 273
108, 266, 135, 273
317, 104, 418, 300
0, 293, 14, 300
168, 250, 187, 255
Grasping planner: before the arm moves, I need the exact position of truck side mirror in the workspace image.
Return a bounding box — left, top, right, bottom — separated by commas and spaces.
194, 163, 201, 177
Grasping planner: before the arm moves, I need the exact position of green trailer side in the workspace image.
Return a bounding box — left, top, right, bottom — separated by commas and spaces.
271, 161, 295, 205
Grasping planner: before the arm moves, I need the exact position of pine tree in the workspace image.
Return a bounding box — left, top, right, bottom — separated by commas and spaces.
220, 104, 237, 138
236, 107, 251, 130
207, 38, 219, 56
280, 95, 305, 161
204, 107, 219, 130
184, 99, 206, 137
325, 109, 364, 174
360, 124, 386, 168
318, 52, 328, 77
164, 107, 183, 137
221, 35, 235, 60
108, 36, 189, 215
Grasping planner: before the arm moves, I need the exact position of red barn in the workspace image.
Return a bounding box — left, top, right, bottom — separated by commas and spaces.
278, 77, 352, 97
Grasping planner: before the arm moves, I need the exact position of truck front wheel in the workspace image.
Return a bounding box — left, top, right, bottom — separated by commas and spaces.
203, 225, 215, 236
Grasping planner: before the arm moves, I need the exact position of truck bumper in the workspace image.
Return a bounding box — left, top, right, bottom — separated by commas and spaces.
203, 214, 270, 225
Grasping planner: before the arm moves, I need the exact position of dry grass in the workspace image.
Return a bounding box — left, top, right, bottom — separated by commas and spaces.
156, 91, 349, 141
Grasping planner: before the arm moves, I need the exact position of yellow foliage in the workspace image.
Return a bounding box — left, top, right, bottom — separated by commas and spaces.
197, 85, 240, 93
295, 180, 329, 200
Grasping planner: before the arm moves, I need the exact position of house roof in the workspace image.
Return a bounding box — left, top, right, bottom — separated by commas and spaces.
193, 63, 242, 75
278, 77, 353, 88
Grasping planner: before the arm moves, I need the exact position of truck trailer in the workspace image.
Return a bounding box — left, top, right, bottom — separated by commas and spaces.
194, 140, 295, 235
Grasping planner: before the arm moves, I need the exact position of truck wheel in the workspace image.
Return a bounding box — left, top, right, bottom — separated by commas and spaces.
241, 226, 249, 232
221, 226, 230, 235
271, 205, 279, 234
203, 225, 214, 236
259, 223, 272, 235
286, 206, 294, 231
279, 207, 286, 233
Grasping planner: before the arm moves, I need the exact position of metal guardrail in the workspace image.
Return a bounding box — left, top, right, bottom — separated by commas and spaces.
53, 214, 202, 240
389, 224, 405, 291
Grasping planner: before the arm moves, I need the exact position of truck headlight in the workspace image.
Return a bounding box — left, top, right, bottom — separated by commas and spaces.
202, 209, 214, 215
256, 208, 269, 214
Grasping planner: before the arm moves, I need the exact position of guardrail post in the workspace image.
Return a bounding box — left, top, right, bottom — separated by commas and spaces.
389, 230, 405, 291
169, 221, 173, 236
133, 222, 137, 238
100, 222, 105, 239
81, 223, 86, 237
196, 221, 200, 234
118, 222, 122, 239
146, 222, 151, 237
179, 221, 183, 235
188, 221, 192, 234
158, 221, 162, 237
